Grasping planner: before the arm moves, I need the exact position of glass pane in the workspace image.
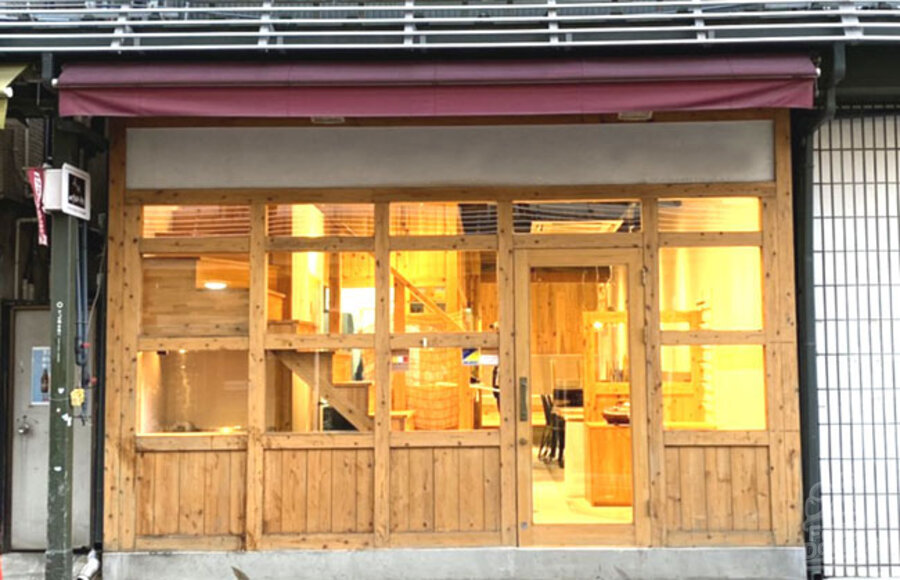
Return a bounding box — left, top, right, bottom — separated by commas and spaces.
530, 263, 633, 525
142, 254, 249, 336
267, 204, 374, 237
389, 251, 497, 333
390, 347, 498, 431
659, 247, 763, 331
390, 202, 496, 235
142, 205, 250, 238
662, 345, 766, 431
659, 197, 761, 232
267, 252, 375, 335
266, 349, 375, 433
514, 200, 641, 234
138, 350, 248, 434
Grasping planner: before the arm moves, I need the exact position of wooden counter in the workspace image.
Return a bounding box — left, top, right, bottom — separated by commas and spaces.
585, 421, 633, 507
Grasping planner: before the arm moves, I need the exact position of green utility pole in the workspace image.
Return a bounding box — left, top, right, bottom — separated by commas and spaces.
45, 126, 80, 580
46, 212, 78, 580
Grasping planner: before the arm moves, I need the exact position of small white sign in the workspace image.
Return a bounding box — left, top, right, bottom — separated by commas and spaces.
61, 163, 90, 220
42, 163, 91, 220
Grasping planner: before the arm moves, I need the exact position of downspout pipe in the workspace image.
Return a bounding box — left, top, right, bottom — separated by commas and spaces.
76, 549, 101, 580
792, 42, 846, 580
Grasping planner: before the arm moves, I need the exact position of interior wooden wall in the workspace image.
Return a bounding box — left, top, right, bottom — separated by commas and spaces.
105, 110, 803, 553
142, 256, 249, 337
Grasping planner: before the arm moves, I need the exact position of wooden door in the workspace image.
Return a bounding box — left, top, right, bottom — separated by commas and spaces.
514, 249, 649, 546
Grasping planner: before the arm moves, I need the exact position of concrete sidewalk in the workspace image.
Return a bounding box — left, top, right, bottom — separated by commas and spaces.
0, 552, 89, 580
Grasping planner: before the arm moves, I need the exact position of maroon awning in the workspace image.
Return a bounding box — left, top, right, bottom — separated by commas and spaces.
58, 55, 817, 118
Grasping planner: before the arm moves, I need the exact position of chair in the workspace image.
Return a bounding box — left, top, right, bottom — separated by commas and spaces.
538, 394, 554, 461
539, 394, 566, 467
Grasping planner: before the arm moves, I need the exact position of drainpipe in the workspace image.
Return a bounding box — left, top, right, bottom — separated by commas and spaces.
13, 218, 37, 300
75, 549, 101, 580
792, 43, 845, 580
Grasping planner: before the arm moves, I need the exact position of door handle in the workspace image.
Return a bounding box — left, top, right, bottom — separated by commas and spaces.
519, 377, 528, 421
16, 415, 32, 436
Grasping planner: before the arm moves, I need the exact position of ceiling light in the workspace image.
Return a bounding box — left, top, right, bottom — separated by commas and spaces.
204, 281, 227, 291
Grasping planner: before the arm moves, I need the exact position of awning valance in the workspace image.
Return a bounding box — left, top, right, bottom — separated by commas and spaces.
58, 55, 817, 118
0, 64, 27, 128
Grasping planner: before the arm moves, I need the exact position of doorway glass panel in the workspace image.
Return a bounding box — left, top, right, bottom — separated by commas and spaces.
529, 264, 634, 525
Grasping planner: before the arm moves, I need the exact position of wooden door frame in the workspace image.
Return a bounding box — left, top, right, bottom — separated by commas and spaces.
513, 247, 649, 546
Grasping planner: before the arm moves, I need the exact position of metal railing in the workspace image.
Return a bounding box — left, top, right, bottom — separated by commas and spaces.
0, 0, 897, 52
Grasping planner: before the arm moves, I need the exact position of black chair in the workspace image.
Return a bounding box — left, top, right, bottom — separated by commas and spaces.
539, 394, 566, 467
538, 394, 554, 461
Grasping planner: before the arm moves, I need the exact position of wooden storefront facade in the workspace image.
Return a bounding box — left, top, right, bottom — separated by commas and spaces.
101, 109, 804, 554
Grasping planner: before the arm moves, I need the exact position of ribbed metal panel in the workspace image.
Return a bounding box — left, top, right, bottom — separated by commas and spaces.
0, 0, 896, 52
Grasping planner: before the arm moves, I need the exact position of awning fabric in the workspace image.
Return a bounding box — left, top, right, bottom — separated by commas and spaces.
0, 64, 27, 128
58, 55, 817, 118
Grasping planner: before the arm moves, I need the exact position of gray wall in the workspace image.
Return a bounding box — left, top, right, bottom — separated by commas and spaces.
127, 121, 774, 189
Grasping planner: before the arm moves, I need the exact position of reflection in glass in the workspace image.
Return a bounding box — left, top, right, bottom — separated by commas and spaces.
142, 254, 250, 337
266, 349, 375, 433
662, 345, 766, 431
389, 251, 497, 334
267, 204, 374, 237
659, 197, 760, 232
390, 347, 498, 432
530, 264, 633, 525
142, 205, 250, 238
390, 202, 497, 235
138, 350, 248, 434
267, 252, 375, 335
659, 246, 763, 331
514, 200, 641, 234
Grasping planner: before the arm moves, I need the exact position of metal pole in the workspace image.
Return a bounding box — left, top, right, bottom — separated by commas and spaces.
45, 212, 78, 580
44, 116, 82, 580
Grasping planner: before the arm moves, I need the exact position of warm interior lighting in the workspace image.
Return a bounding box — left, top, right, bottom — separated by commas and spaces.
204, 280, 227, 290
530, 220, 623, 234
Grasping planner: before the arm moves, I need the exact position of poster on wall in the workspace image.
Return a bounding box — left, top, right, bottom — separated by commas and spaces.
462, 348, 481, 366
30, 346, 50, 405
391, 350, 410, 371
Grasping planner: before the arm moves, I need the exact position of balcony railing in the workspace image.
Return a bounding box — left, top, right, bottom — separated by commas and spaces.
0, 0, 897, 52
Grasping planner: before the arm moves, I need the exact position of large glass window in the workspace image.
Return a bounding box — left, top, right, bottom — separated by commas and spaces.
514, 200, 641, 234
659, 247, 763, 331
389, 251, 497, 334
142, 205, 250, 238
662, 345, 767, 431
142, 254, 250, 337
266, 349, 375, 433
267, 252, 375, 335
138, 350, 248, 434
267, 204, 374, 237
659, 197, 761, 232
390, 347, 498, 431
390, 202, 496, 235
